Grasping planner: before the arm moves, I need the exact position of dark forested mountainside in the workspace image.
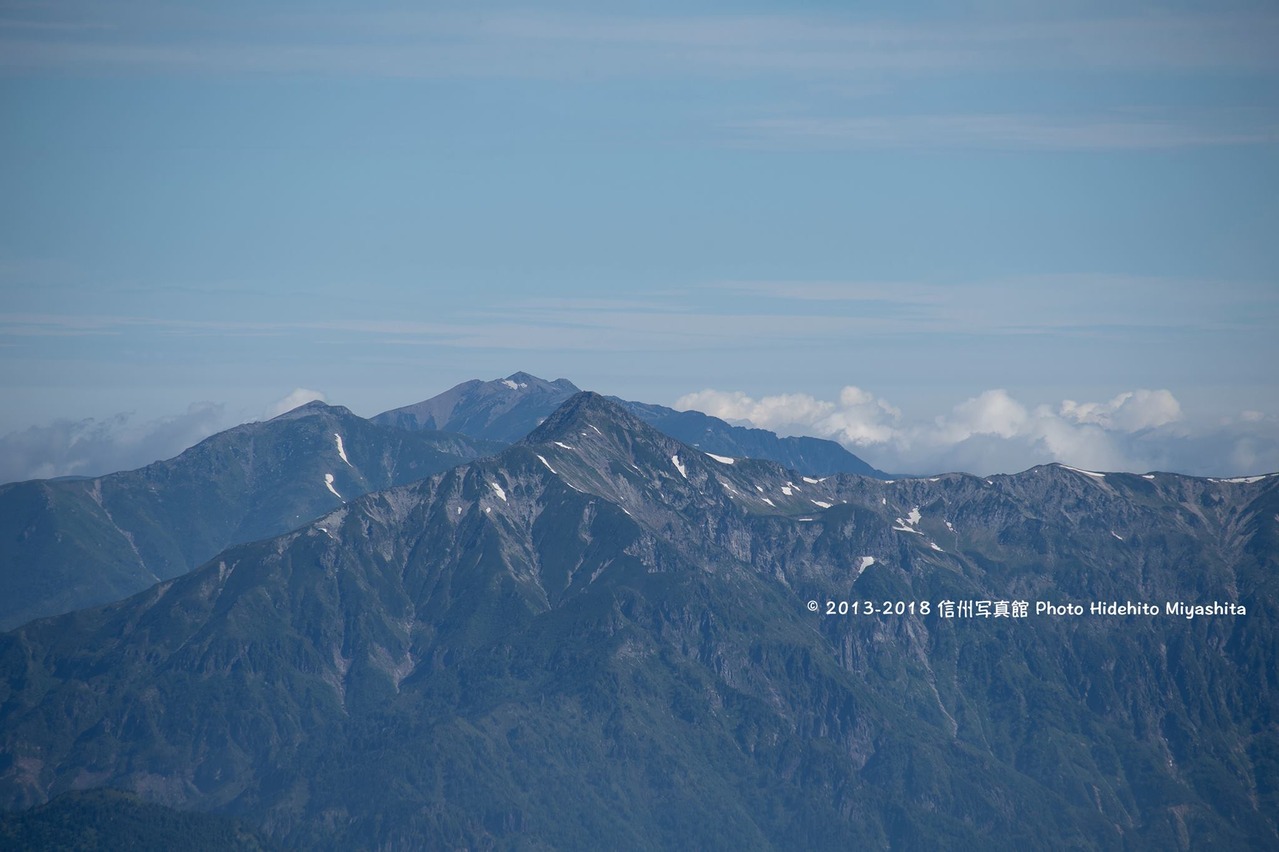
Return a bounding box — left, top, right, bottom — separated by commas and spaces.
0, 788, 276, 851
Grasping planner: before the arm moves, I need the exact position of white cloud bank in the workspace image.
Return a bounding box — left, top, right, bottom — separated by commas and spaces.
2, 384, 1271, 485
676, 387, 1278, 477
0, 403, 228, 485
0, 388, 330, 485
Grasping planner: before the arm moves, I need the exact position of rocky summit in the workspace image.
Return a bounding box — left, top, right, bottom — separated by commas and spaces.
376, 371, 888, 478
0, 393, 1275, 849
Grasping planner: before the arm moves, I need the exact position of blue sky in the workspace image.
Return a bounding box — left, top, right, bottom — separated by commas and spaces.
2, 0, 1277, 479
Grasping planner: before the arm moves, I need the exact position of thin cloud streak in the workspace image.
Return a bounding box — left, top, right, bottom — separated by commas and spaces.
707, 276, 1279, 334
3, 8, 1277, 79
3, 273, 1275, 351
6, 6, 1274, 157
732, 112, 1277, 151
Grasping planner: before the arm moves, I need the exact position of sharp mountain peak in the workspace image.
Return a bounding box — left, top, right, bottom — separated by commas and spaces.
266, 399, 355, 422
520, 391, 656, 447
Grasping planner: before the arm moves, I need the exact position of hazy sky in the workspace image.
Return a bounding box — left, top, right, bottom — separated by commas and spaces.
2, 1, 1277, 480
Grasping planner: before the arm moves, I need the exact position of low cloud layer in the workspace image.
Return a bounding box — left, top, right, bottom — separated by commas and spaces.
0, 403, 228, 485
0, 388, 330, 485
677, 387, 1278, 477
3, 384, 1272, 485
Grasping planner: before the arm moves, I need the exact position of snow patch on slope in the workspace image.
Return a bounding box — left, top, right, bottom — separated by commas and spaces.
334, 433, 352, 467
671, 455, 688, 478
537, 455, 557, 474
324, 473, 343, 500
705, 453, 734, 464
893, 506, 923, 534
490, 482, 507, 502
1214, 474, 1274, 484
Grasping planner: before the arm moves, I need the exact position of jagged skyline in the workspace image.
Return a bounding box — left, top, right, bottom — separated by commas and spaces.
4, 388, 1275, 846
2, 1, 1276, 477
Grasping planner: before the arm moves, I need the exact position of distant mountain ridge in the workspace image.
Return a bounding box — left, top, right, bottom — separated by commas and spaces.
373, 371, 581, 443
0, 403, 501, 629
375, 371, 889, 478
0, 372, 883, 632
1, 392, 1274, 848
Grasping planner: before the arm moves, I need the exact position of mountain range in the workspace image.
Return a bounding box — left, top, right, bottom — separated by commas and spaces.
0, 403, 501, 630
0, 373, 882, 630
374, 371, 887, 478
1, 391, 1275, 849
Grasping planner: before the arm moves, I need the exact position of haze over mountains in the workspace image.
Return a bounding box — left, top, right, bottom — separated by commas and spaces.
1, 388, 1276, 848
0, 404, 501, 630
0, 374, 884, 629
